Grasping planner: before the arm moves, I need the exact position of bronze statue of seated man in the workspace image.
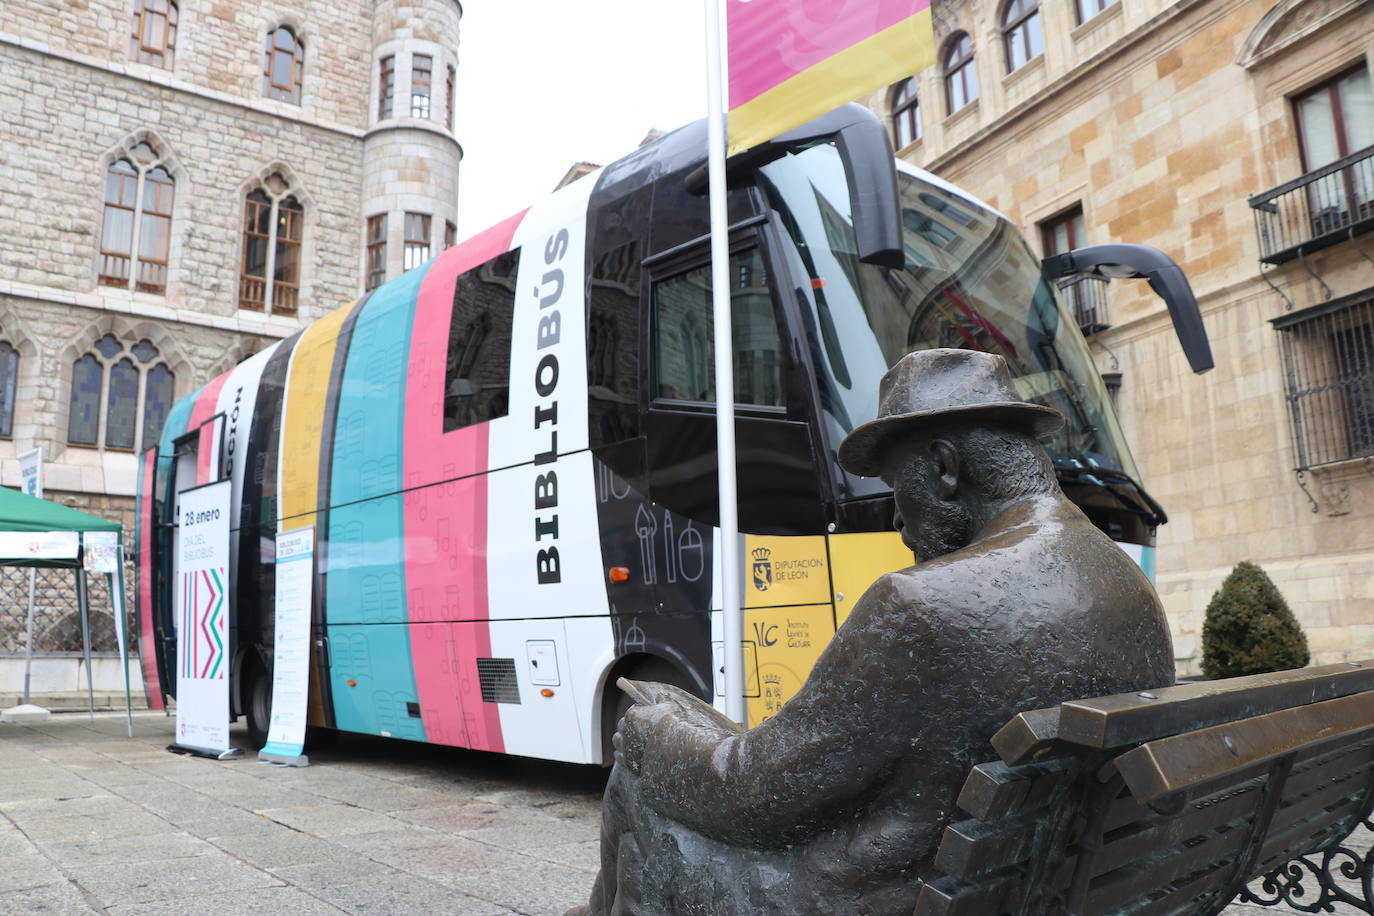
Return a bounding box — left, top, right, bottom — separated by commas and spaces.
569, 348, 1175, 915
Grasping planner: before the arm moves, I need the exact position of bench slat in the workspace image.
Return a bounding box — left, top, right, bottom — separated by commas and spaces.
933, 814, 1043, 881
913, 873, 1026, 916
1112, 689, 1374, 803
955, 757, 1078, 821
1085, 819, 1250, 914
1090, 782, 1264, 878
990, 706, 1066, 766
1057, 660, 1374, 750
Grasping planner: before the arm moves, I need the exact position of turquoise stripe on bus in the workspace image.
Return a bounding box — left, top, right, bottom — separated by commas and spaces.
158, 387, 197, 457
325, 265, 431, 741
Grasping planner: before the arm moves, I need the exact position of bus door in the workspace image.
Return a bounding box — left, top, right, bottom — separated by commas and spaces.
643, 235, 835, 725
168, 415, 227, 680
136, 445, 175, 707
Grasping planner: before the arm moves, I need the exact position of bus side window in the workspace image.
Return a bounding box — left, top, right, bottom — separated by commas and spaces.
588, 240, 642, 444
444, 248, 518, 432
651, 248, 784, 408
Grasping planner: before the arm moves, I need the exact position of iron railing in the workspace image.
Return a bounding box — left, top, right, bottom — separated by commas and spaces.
1057, 274, 1111, 335
1250, 144, 1374, 264
1272, 291, 1374, 470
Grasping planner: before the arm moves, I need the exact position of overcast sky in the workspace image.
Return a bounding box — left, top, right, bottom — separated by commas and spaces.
454, 1, 711, 239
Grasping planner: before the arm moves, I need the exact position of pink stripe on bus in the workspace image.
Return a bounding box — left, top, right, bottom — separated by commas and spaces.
136, 450, 165, 709
727, 0, 930, 108
187, 373, 228, 484
403, 210, 527, 754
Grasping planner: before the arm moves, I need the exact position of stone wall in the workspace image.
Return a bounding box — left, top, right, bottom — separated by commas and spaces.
0, 0, 463, 515
875, 0, 1374, 673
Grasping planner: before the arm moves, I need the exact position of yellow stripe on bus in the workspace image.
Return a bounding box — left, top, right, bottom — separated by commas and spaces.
277, 301, 353, 729
279, 303, 354, 530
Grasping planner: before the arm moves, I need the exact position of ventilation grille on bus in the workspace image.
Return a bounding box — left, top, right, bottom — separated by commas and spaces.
477, 658, 521, 704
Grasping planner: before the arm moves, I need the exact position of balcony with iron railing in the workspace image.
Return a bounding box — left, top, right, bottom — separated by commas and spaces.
1057, 273, 1111, 335
1249, 144, 1374, 265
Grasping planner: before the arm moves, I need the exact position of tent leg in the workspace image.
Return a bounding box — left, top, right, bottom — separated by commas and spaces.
78, 568, 94, 722
22, 567, 36, 705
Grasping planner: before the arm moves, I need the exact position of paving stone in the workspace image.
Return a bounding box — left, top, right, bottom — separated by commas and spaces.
306, 872, 516, 915
255, 802, 407, 837
210, 827, 364, 869
0, 880, 95, 915
0, 850, 70, 893
70, 852, 286, 907
105, 886, 349, 915
40, 831, 214, 867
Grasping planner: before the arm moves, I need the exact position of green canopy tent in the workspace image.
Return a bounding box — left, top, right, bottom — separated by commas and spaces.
0, 486, 132, 734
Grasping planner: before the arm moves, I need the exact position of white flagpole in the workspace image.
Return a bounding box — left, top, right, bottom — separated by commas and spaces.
705, 0, 745, 727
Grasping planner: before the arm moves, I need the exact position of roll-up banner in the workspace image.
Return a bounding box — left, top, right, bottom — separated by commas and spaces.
259, 526, 313, 767
169, 480, 240, 759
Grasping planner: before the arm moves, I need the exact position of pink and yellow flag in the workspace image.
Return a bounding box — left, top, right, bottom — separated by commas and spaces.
727, 0, 935, 155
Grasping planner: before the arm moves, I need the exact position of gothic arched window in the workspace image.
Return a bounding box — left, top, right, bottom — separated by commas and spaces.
68, 334, 175, 451
239, 173, 304, 315
0, 341, 18, 438
98, 141, 175, 294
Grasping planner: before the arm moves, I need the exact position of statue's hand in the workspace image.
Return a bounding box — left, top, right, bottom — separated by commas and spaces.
613, 701, 676, 775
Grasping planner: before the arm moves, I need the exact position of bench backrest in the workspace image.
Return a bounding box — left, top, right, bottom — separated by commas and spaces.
916, 660, 1374, 916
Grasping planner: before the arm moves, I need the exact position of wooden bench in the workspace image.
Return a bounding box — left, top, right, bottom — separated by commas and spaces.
916, 660, 1374, 915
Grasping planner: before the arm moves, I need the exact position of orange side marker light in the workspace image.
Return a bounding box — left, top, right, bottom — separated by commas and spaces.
347, 679, 357, 687
540, 688, 555, 698
609, 566, 630, 584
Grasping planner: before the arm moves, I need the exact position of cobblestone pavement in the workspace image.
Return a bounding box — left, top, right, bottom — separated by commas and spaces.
1, 711, 606, 915
2, 710, 1369, 914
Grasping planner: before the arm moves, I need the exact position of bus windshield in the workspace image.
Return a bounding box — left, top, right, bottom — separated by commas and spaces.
756, 142, 1141, 500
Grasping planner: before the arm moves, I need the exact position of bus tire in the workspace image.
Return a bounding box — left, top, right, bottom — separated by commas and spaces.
601, 657, 694, 765
244, 662, 272, 749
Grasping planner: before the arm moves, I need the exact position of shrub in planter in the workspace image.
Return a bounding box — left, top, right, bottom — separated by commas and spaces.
1201, 561, 1310, 679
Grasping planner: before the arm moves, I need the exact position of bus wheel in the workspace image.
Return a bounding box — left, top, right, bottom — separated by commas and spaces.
602, 657, 694, 764
244, 664, 272, 749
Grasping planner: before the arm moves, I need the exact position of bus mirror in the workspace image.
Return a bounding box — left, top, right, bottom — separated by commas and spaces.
1043, 243, 1214, 374
686, 104, 904, 268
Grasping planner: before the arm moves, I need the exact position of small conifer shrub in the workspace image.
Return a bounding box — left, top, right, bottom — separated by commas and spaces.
1201, 561, 1310, 679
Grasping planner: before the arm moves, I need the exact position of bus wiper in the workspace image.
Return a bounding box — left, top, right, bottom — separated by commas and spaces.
1054, 460, 1168, 527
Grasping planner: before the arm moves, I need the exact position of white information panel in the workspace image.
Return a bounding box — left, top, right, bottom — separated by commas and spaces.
172, 480, 235, 758
259, 526, 313, 767
0, 530, 78, 561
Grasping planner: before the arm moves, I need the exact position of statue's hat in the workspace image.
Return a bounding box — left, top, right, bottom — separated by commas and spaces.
837, 348, 1064, 477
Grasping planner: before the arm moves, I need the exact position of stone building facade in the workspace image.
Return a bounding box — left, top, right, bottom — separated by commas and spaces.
867, 0, 1374, 673
0, 0, 462, 538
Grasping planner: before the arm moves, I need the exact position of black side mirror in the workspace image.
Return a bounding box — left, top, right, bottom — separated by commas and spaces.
1043, 243, 1214, 374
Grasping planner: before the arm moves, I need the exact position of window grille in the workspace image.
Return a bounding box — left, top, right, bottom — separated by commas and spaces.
476, 657, 521, 704
1273, 292, 1374, 469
